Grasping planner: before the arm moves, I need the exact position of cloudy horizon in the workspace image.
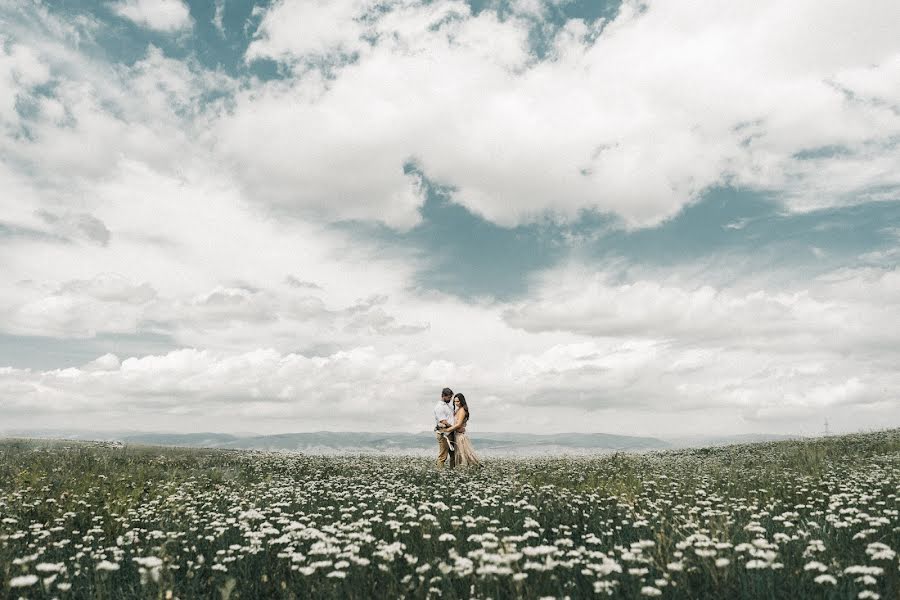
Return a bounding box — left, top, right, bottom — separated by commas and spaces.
1, 0, 898, 437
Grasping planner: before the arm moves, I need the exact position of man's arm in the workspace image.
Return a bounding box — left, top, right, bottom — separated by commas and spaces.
444, 410, 466, 433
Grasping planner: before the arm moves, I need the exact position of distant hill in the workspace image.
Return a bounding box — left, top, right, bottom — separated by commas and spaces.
0, 429, 670, 454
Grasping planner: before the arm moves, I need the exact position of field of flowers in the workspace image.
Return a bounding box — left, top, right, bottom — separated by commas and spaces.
1, 430, 897, 599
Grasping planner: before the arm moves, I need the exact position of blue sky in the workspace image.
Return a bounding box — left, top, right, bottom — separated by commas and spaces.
1, 0, 898, 436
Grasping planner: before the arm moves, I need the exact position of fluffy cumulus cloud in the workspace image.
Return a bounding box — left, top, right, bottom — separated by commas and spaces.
0, 38, 50, 126
245, 0, 374, 62
3, 259, 898, 435
0, 347, 472, 431
111, 0, 192, 32
0, 158, 428, 351
6, 0, 898, 228
229, 0, 900, 228
0, 1, 897, 436
503, 266, 900, 351
501, 263, 900, 427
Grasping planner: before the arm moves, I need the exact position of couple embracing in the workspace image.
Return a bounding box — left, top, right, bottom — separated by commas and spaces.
433, 387, 479, 468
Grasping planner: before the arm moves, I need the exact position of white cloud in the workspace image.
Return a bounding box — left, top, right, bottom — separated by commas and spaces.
111, 0, 192, 32
6, 274, 158, 339
0, 22, 235, 246
213, 0, 225, 35
495, 261, 900, 430
83, 353, 122, 372
34, 210, 111, 245
504, 263, 900, 352
230, 0, 900, 228
1, 276, 897, 434
0, 347, 475, 431
0, 1, 897, 437
246, 0, 377, 62
0, 8, 428, 350
0, 157, 428, 353
0, 38, 50, 126
10, 0, 898, 230
2, 253, 898, 435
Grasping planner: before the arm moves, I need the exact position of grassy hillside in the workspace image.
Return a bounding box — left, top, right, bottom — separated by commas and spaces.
0, 430, 897, 598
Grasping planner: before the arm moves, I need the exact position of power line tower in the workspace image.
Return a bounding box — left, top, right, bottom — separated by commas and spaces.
823, 417, 830, 437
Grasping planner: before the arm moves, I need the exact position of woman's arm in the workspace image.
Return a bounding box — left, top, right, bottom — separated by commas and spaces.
443, 410, 466, 433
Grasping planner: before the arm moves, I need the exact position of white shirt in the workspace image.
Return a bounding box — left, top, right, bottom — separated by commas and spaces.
433, 400, 454, 428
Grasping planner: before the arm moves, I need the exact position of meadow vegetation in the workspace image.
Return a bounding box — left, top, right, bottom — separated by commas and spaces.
0, 430, 897, 599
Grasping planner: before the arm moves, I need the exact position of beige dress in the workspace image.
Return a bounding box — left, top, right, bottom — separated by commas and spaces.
453, 418, 479, 467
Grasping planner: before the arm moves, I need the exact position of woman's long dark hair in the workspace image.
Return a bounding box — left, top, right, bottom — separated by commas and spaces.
454, 393, 469, 421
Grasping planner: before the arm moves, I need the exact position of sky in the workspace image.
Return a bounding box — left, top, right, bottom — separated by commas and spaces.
0, 0, 898, 437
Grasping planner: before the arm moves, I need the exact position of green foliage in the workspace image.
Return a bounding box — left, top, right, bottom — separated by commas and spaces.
0, 431, 897, 599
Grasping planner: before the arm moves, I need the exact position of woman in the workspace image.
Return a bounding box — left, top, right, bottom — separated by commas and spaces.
442, 393, 479, 467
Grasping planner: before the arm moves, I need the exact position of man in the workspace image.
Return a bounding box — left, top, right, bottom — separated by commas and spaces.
433, 387, 456, 468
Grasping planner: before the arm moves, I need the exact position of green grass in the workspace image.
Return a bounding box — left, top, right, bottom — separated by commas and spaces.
0, 430, 897, 599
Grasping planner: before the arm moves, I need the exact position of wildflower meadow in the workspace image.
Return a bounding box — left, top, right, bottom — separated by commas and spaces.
1, 430, 897, 599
